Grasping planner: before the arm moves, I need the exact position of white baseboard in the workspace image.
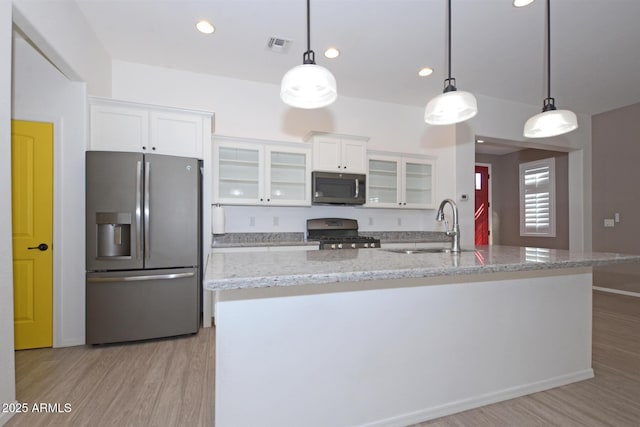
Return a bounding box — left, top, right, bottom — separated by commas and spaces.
363, 369, 595, 427
593, 286, 640, 298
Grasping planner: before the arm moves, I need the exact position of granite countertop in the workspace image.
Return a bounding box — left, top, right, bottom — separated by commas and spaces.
204, 245, 640, 291
211, 232, 317, 248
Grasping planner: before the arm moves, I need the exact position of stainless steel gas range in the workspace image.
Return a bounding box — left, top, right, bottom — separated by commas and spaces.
307, 218, 380, 250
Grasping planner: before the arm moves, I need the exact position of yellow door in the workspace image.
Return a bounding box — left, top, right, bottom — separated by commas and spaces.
12, 120, 54, 350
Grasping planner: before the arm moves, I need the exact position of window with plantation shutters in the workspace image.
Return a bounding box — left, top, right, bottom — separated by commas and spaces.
519, 158, 556, 237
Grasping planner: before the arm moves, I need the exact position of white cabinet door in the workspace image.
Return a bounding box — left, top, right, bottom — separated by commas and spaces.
367, 156, 402, 207
309, 133, 368, 173
90, 104, 149, 152
266, 146, 311, 206
214, 141, 264, 205
402, 158, 435, 209
150, 111, 203, 158
341, 139, 367, 173
312, 135, 342, 172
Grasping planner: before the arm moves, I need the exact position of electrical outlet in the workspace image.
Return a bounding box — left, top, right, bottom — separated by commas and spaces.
604, 219, 615, 228
368, 217, 373, 226
397, 217, 402, 226
273, 216, 279, 226
249, 216, 255, 227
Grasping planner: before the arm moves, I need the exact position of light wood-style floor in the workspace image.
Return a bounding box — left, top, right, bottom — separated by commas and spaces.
6, 290, 640, 426
6, 328, 216, 426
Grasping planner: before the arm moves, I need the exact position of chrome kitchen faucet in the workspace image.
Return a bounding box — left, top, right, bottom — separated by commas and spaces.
436, 198, 461, 253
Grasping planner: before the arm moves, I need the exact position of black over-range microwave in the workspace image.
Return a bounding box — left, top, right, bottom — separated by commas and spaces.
312, 171, 366, 205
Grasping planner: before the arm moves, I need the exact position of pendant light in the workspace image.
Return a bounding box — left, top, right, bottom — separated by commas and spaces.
425, 0, 477, 125
523, 0, 578, 138
280, 0, 337, 109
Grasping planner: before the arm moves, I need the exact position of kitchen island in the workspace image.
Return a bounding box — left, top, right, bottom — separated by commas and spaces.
205, 246, 640, 427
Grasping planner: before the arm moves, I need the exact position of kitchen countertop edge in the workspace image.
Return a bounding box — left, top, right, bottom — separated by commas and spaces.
205, 246, 640, 291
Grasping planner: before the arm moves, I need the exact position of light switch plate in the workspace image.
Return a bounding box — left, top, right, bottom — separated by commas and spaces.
604, 219, 615, 227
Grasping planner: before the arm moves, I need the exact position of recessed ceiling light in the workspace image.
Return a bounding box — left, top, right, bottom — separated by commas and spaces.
196, 20, 215, 34
418, 67, 433, 77
324, 47, 340, 59
513, 0, 536, 7
476, 139, 485, 144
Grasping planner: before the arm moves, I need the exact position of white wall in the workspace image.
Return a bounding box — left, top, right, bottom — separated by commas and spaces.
12, 36, 87, 347
0, 2, 17, 425
112, 61, 459, 236
111, 61, 593, 252
455, 122, 477, 249
12, 0, 111, 96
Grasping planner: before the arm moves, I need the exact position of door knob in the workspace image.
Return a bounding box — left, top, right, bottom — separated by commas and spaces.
28, 243, 49, 251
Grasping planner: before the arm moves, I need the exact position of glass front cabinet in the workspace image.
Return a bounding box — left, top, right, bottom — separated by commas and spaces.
213, 139, 311, 206
366, 154, 435, 209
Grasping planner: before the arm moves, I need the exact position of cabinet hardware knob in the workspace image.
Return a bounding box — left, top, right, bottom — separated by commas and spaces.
28, 243, 49, 251
142, 146, 147, 150
152, 146, 156, 151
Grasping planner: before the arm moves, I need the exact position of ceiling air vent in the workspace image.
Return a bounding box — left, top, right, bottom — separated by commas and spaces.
266, 36, 291, 54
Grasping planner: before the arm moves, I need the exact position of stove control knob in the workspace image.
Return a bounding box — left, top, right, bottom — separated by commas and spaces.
370, 243, 376, 248
338, 243, 343, 249
363, 243, 369, 248
351, 243, 357, 249
331, 244, 336, 249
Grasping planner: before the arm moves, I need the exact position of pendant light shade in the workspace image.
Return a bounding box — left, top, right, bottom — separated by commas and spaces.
523, 0, 578, 138
424, 84, 478, 125
425, 0, 477, 125
281, 63, 337, 109
280, 0, 337, 109
524, 100, 577, 138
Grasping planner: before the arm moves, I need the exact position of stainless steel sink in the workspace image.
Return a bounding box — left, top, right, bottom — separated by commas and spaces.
383, 248, 474, 254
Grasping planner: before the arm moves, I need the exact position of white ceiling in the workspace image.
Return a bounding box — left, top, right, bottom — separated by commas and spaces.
74, 0, 640, 116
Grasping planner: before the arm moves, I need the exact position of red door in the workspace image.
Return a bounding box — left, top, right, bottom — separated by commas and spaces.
475, 165, 489, 245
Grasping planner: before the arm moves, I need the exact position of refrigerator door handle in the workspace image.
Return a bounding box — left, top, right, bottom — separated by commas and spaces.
135, 160, 143, 260
144, 161, 151, 260
87, 272, 195, 283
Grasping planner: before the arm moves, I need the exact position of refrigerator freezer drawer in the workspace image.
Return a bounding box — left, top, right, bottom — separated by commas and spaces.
86, 267, 199, 345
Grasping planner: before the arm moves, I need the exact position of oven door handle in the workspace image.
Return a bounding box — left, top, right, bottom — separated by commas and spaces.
354, 178, 359, 199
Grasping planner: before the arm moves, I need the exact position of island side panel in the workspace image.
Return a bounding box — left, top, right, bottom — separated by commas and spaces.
215, 268, 593, 427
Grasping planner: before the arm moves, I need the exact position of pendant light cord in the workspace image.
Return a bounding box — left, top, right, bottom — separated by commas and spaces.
443, 0, 456, 92
447, 0, 452, 81
307, 0, 311, 53
303, 0, 315, 64
542, 0, 556, 111
546, 0, 551, 100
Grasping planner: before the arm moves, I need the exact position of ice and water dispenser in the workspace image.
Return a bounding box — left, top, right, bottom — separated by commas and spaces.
96, 212, 132, 258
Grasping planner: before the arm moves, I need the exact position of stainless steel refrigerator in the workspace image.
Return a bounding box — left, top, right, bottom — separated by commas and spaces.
86, 151, 201, 345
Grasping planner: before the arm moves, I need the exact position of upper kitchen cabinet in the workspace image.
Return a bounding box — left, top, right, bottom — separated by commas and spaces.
213, 137, 311, 206
89, 97, 213, 159
366, 153, 436, 209
305, 132, 368, 174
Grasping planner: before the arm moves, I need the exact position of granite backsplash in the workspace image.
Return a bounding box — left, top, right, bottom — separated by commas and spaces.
212, 231, 451, 248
